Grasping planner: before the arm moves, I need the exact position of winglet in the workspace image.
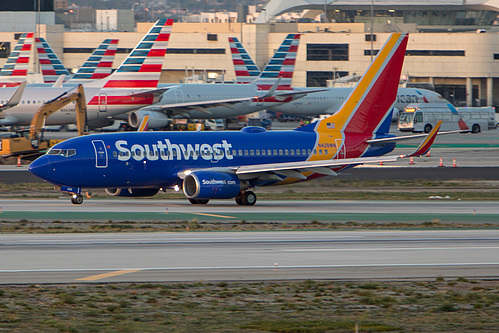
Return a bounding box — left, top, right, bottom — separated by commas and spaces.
137, 115, 149, 132
404, 120, 442, 157
0, 81, 26, 111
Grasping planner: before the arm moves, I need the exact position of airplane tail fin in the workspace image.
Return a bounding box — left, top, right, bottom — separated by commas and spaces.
228, 37, 261, 84
0, 33, 34, 85
35, 37, 71, 83
67, 39, 119, 84
253, 33, 300, 91
85, 19, 173, 89
314, 33, 409, 135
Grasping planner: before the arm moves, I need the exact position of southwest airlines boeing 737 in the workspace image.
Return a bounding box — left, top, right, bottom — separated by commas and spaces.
29, 33, 442, 205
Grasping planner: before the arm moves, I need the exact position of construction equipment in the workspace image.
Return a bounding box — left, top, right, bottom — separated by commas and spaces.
0, 84, 88, 158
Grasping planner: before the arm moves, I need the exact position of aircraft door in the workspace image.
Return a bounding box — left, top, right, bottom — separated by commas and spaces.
335, 139, 346, 159
92, 140, 108, 168
175, 90, 184, 103
98, 93, 108, 114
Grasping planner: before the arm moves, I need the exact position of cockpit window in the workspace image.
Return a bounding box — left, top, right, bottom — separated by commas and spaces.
47, 148, 76, 157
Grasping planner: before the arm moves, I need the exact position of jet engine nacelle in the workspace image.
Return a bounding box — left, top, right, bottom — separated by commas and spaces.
105, 188, 160, 197
128, 110, 170, 129
391, 107, 400, 122
183, 171, 243, 199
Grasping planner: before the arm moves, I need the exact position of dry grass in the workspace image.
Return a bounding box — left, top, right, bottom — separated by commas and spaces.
0, 279, 497, 332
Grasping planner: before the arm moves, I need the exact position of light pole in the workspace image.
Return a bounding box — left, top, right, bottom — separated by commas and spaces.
370, 0, 374, 62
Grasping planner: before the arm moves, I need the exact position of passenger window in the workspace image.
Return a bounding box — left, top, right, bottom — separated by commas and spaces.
290, 149, 295, 155
285, 149, 289, 155
250, 150, 254, 155
244, 149, 248, 155
268, 149, 272, 156
273, 149, 277, 155
256, 150, 260, 156
302, 149, 306, 155
113, 151, 117, 157
279, 149, 283, 155
262, 150, 266, 156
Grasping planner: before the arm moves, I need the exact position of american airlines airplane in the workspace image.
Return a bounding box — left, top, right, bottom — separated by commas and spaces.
29, 33, 443, 205
126, 34, 324, 129
228, 36, 447, 121
0, 20, 172, 128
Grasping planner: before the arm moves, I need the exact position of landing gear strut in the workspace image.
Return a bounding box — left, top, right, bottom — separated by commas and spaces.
235, 191, 257, 206
71, 194, 84, 205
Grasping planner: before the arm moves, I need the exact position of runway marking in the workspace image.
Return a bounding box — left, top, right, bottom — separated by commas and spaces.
76, 269, 142, 281
2, 263, 499, 274
190, 212, 236, 219
282, 246, 499, 252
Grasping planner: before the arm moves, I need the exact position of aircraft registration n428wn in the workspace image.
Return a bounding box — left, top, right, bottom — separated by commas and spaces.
29, 33, 444, 205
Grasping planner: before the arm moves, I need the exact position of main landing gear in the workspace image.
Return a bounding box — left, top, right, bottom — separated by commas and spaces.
71, 194, 84, 205
235, 191, 257, 206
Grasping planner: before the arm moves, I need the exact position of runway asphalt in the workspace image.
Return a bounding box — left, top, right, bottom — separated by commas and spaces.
0, 230, 498, 284
1, 198, 498, 223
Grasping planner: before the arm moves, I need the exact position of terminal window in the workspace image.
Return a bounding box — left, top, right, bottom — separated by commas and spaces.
307, 44, 349, 61
0, 42, 10, 58
406, 50, 465, 57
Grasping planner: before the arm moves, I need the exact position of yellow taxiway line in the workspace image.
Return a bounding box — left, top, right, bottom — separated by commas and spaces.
76, 269, 142, 281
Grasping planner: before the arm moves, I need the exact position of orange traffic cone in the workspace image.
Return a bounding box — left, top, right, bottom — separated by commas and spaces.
453, 158, 457, 167
439, 157, 443, 167
16, 157, 22, 167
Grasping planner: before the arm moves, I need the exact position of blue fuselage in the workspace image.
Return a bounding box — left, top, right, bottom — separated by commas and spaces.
29, 127, 396, 189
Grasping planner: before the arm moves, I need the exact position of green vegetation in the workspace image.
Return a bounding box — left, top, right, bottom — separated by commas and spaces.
0, 279, 497, 332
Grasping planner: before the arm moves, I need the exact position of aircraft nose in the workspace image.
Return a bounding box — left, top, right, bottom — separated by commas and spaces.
29, 155, 51, 181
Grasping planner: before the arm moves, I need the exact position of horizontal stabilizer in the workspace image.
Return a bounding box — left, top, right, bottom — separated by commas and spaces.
403, 120, 443, 157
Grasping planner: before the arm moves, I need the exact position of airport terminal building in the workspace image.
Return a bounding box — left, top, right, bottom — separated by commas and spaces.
2, 0, 499, 108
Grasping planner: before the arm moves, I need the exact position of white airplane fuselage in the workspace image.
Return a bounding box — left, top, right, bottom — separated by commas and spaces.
270, 87, 446, 118
0, 86, 156, 127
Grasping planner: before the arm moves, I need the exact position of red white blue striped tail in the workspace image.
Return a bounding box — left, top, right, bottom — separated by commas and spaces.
228, 37, 261, 84
0, 33, 34, 86
35, 37, 71, 83
68, 39, 118, 83
86, 19, 173, 89
254, 34, 300, 91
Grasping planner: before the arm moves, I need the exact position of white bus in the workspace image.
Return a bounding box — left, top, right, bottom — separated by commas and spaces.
398, 103, 497, 133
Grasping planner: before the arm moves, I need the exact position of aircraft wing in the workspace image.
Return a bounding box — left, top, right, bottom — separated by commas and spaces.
273, 88, 329, 98
177, 124, 442, 183
0, 81, 26, 112
128, 87, 175, 99
141, 97, 255, 116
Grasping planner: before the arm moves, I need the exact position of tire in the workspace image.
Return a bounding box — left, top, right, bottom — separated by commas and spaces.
235, 195, 244, 205
424, 124, 433, 133
241, 191, 257, 206
189, 198, 209, 205
472, 124, 481, 133
71, 195, 83, 205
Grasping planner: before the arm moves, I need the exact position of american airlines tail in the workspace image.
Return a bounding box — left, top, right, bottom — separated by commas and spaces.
35, 37, 71, 83
0, 32, 34, 86
228, 37, 261, 84
85, 19, 173, 89
67, 39, 119, 84
252, 33, 300, 91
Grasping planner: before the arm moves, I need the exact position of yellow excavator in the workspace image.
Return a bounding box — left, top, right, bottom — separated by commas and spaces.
0, 84, 88, 159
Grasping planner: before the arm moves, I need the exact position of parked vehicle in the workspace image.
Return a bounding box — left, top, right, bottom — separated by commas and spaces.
398, 103, 496, 133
